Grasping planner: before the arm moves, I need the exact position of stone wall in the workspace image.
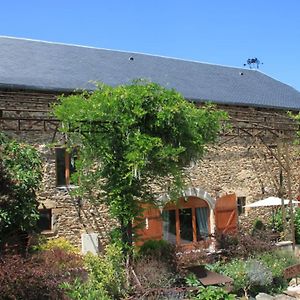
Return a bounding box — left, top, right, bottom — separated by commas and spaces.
1, 89, 299, 248
186, 137, 300, 232
0, 90, 116, 250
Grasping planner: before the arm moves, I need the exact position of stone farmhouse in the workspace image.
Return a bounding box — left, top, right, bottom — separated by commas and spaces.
1, 36, 300, 253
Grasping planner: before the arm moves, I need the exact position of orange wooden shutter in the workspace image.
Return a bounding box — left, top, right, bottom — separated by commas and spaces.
135, 203, 163, 245
215, 194, 238, 234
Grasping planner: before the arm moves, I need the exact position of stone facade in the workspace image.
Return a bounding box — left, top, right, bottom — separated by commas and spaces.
1, 89, 299, 249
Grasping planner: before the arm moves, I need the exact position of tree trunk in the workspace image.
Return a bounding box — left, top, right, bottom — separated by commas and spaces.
120, 219, 133, 250
120, 218, 134, 288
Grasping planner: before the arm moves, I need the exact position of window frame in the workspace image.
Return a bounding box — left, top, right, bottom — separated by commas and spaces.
55, 147, 78, 187
163, 197, 210, 245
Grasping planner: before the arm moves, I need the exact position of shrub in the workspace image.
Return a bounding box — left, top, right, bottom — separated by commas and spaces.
192, 286, 236, 300
294, 209, 300, 244
208, 249, 299, 297
63, 243, 126, 299
247, 259, 272, 286
272, 207, 300, 243
61, 278, 111, 300
185, 272, 201, 287
212, 258, 248, 296
216, 232, 274, 259
252, 219, 265, 235
0, 249, 85, 300
133, 240, 181, 290
35, 237, 79, 253
256, 250, 298, 279
185, 273, 236, 300
139, 239, 175, 262
133, 256, 179, 289
0, 133, 42, 248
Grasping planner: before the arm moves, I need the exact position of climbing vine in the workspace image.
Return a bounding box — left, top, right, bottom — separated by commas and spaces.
53, 81, 226, 249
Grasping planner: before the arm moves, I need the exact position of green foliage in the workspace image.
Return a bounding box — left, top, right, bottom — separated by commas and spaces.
192, 286, 236, 300
53, 82, 226, 248
185, 273, 236, 300
253, 219, 265, 231
139, 239, 174, 260
61, 278, 112, 300
273, 208, 284, 232
185, 274, 236, 299
62, 243, 126, 299
185, 272, 201, 287
209, 250, 298, 297
214, 258, 248, 295
272, 208, 300, 243
35, 237, 79, 253
256, 250, 298, 278
0, 133, 42, 242
295, 208, 300, 243
86, 243, 126, 298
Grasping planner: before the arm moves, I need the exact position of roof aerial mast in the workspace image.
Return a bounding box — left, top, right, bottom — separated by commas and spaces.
244, 58, 263, 69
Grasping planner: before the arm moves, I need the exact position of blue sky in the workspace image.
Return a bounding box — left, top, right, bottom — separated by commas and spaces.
1, 0, 300, 91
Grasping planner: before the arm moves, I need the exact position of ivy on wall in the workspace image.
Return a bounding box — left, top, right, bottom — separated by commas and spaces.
53, 81, 226, 249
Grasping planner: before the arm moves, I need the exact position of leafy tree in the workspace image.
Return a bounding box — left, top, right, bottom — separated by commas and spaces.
53, 81, 226, 250
0, 133, 42, 244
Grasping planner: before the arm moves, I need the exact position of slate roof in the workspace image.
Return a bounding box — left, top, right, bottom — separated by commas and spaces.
1, 36, 300, 110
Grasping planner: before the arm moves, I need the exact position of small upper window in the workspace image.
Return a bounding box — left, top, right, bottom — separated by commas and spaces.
56, 148, 77, 186
237, 197, 246, 215
37, 209, 52, 231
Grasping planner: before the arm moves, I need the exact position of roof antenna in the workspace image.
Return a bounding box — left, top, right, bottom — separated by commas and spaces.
243, 58, 263, 69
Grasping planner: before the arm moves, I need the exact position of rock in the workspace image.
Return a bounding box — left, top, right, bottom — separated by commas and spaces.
274, 294, 296, 299
256, 293, 274, 300
255, 293, 296, 300
289, 278, 300, 287
285, 285, 300, 298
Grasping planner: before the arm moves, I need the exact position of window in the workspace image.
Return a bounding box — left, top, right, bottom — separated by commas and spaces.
37, 209, 52, 231
162, 210, 176, 244
162, 198, 210, 245
56, 148, 77, 186
179, 208, 193, 244
237, 197, 246, 215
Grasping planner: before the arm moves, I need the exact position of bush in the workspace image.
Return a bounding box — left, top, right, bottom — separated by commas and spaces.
210, 258, 248, 296
133, 240, 181, 290
256, 250, 298, 278
185, 273, 236, 299
0, 249, 85, 300
192, 286, 236, 300
272, 207, 300, 243
294, 209, 300, 243
139, 239, 175, 262
216, 232, 274, 259
62, 243, 126, 300
252, 219, 265, 235
0, 133, 42, 247
35, 237, 79, 253
133, 256, 179, 289
208, 250, 299, 297
61, 278, 111, 300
